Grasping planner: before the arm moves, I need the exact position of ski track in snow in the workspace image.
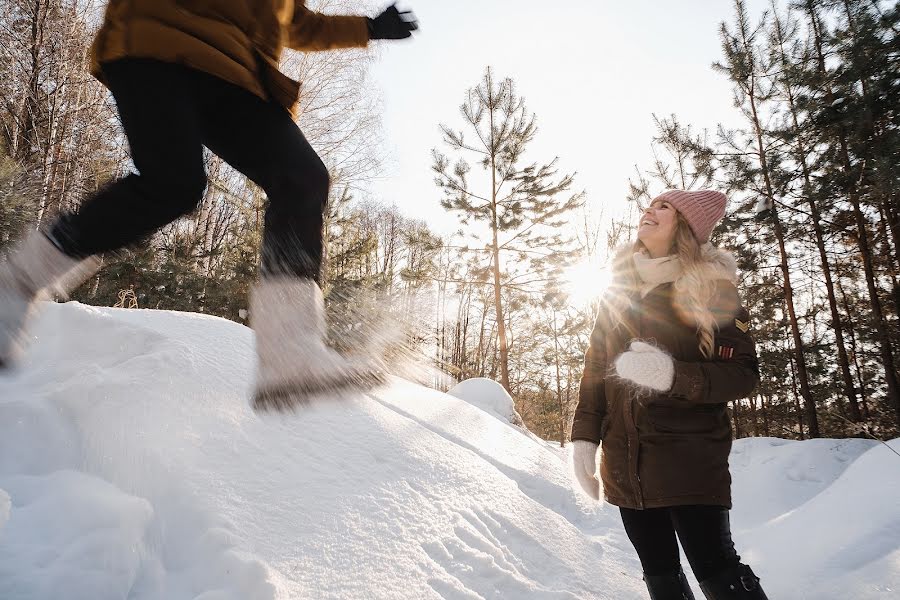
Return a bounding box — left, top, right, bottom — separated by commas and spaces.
367, 387, 622, 599
0, 302, 897, 599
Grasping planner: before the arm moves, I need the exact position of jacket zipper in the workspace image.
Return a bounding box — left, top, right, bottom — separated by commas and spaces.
630, 297, 645, 508
627, 399, 644, 509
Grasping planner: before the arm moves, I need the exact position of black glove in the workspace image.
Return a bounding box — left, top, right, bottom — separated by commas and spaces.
367, 4, 418, 40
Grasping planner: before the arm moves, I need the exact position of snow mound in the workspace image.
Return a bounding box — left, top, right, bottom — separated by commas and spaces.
447, 377, 522, 425
0, 301, 896, 599
729, 436, 878, 530
736, 438, 900, 600
0, 302, 628, 599
0, 471, 153, 599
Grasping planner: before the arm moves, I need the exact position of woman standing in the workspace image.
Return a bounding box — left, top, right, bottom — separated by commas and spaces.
571, 190, 769, 599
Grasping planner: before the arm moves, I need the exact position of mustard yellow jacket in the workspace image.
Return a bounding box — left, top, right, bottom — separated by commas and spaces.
90, 0, 370, 113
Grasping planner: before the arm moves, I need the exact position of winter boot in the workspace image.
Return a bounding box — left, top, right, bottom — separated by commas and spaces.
250, 277, 385, 411
0, 231, 99, 367
699, 564, 769, 600
644, 568, 696, 600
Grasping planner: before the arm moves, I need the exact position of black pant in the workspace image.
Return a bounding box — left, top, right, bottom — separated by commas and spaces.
50, 58, 329, 279
620, 505, 741, 582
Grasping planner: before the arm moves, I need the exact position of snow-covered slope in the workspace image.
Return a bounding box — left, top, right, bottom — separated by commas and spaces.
0, 302, 897, 599
730, 437, 900, 598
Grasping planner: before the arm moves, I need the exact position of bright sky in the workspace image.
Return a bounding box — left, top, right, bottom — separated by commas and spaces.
366, 0, 773, 237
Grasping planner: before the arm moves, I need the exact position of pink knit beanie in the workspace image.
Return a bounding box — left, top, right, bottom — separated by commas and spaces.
653, 189, 727, 243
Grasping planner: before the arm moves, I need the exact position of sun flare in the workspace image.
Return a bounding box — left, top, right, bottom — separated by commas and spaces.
561, 259, 612, 307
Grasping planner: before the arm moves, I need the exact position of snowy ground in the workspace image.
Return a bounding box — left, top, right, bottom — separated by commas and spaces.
0, 302, 897, 599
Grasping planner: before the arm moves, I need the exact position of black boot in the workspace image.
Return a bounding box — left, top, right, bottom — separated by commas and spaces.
699, 564, 769, 599
644, 567, 696, 600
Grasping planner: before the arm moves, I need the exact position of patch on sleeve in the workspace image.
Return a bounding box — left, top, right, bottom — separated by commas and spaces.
734, 318, 750, 333
717, 345, 735, 359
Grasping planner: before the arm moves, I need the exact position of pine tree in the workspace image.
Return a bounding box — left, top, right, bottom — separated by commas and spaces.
716, 0, 821, 436
801, 0, 900, 427
767, 1, 863, 422
433, 67, 584, 394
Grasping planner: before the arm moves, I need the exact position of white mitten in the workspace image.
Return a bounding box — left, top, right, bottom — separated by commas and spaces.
614, 340, 675, 392
572, 440, 600, 500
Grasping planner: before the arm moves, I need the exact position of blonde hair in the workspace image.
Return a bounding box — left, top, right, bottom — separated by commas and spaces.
669, 214, 718, 358
604, 213, 719, 359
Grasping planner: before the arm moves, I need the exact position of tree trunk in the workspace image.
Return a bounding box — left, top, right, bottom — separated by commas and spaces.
838, 276, 872, 422
15, 0, 49, 162
771, 10, 863, 421
733, 399, 743, 439
749, 395, 759, 437
746, 81, 820, 436
551, 309, 566, 446
475, 300, 487, 377
787, 347, 806, 440
488, 107, 511, 394
878, 204, 900, 317
884, 195, 900, 273
806, 0, 900, 427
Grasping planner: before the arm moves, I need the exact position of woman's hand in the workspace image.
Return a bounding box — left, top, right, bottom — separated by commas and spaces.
572, 440, 600, 500
614, 340, 675, 392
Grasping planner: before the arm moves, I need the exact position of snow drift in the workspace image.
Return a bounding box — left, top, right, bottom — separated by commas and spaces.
0, 302, 897, 599
447, 377, 523, 426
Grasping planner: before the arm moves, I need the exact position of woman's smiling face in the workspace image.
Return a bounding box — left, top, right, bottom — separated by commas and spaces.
637, 198, 678, 254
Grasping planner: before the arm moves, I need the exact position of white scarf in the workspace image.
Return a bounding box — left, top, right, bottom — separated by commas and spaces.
632, 251, 682, 297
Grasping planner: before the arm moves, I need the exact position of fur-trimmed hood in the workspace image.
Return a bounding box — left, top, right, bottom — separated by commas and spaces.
607, 242, 738, 289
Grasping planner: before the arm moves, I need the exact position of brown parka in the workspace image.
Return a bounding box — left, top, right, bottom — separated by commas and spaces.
571, 246, 759, 510
89, 0, 370, 114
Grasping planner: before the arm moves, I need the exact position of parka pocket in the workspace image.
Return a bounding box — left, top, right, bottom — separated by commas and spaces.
645, 403, 724, 435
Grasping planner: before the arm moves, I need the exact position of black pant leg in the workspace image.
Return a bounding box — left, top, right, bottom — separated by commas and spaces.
50, 59, 207, 258
192, 72, 330, 280
619, 506, 682, 576
670, 505, 742, 582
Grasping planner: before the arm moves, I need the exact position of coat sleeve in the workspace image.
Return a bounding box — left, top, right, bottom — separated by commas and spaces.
669, 281, 760, 404
286, 3, 370, 52
571, 306, 610, 443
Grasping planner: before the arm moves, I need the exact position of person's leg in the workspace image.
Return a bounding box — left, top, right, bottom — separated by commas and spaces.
194, 74, 328, 281
670, 505, 740, 581
188, 75, 381, 408
620, 507, 695, 600
49, 59, 207, 258
670, 505, 767, 599
621, 506, 682, 575
1, 59, 206, 366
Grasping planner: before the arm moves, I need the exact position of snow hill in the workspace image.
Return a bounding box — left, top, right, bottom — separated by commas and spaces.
0, 302, 897, 600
